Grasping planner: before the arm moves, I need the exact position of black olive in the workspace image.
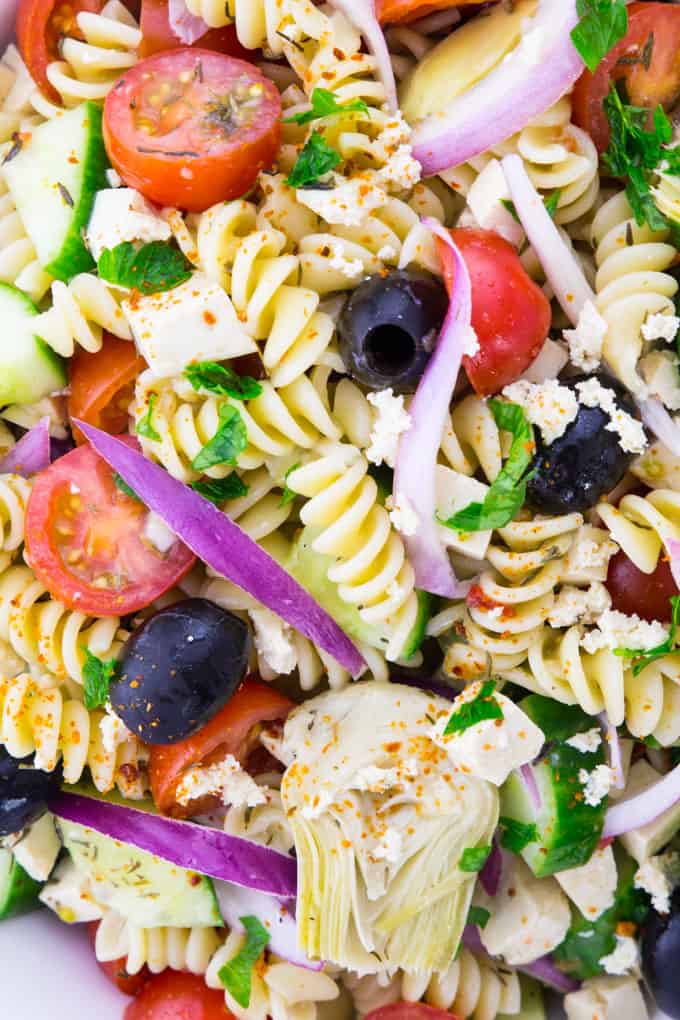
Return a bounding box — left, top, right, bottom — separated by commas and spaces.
337, 270, 449, 393
526, 373, 639, 515
642, 887, 680, 1018
0, 753, 61, 837
110, 598, 251, 745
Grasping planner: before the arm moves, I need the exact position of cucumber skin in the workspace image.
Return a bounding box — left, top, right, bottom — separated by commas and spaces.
0, 852, 43, 921
400, 589, 432, 659
45, 102, 110, 281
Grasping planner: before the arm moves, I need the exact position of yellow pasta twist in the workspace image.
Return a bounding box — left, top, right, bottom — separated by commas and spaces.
0, 673, 148, 796
32, 273, 132, 357
95, 912, 224, 975
0, 474, 32, 571
597, 489, 680, 575
223, 780, 295, 855
0, 44, 56, 140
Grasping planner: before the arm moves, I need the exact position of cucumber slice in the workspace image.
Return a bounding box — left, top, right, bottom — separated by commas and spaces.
501, 695, 607, 877
58, 818, 222, 928
0, 849, 43, 920
4, 102, 109, 281
0, 284, 66, 404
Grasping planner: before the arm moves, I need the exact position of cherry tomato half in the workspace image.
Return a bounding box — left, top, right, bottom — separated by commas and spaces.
68, 334, 146, 444
572, 2, 680, 153
87, 922, 152, 996
376, 0, 479, 24
103, 48, 281, 212
139, 0, 252, 59
606, 550, 678, 623
16, 0, 103, 104
149, 678, 293, 816
124, 971, 233, 1020
365, 1005, 458, 1020
439, 228, 551, 396
24, 442, 195, 616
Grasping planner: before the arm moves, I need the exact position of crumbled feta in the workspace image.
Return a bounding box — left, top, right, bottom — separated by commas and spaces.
566, 533, 619, 579
576, 379, 648, 455
502, 379, 579, 445
366, 388, 411, 468
250, 607, 296, 676
327, 242, 364, 280
175, 755, 266, 808
372, 827, 403, 864
547, 583, 611, 629
581, 609, 669, 655
352, 760, 417, 793
578, 765, 614, 807
377, 144, 421, 192
599, 934, 638, 976
297, 175, 388, 227
635, 851, 680, 914
641, 312, 680, 343
640, 350, 680, 411
105, 168, 122, 189
462, 326, 480, 358
377, 245, 397, 262
86, 188, 172, 262
566, 727, 602, 753
563, 301, 607, 372
387, 493, 419, 536
142, 511, 177, 553
100, 704, 133, 755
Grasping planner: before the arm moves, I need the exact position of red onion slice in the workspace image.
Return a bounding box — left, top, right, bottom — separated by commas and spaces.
520, 956, 581, 994
75, 421, 365, 675
214, 883, 320, 970
167, 0, 210, 44
603, 762, 680, 839
0, 418, 51, 477
410, 0, 583, 175
393, 220, 471, 598
478, 839, 502, 898
502, 154, 594, 326
328, 0, 397, 111
599, 712, 624, 791
519, 763, 542, 810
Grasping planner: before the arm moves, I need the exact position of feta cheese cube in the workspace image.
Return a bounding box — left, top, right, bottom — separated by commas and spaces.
12, 813, 61, 882
434, 465, 493, 560
556, 845, 617, 921
465, 158, 525, 248
86, 188, 172, 262
564, 976, 648, 1020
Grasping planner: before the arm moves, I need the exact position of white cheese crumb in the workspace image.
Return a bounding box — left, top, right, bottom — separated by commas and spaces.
563, 300, 607, 372
297, 175, 387, 227
502, 379, 579, 445
377, 144, 421, 192
566, 728, 603, 754
366, 388, 412, 468
641, 312, 680, 343
250, 607, 296, 675
175, 755, 266, 808
327, 242, 364, 280
581, 609, 669, 655
599, 934, 638, 976
462, 326, 480, 358
387, 493, 419, 536
377, 245, 397, 262
576, 379, 648, 455
352, 765, 400, 793
567, 535, 619, 577
99, 704, 133, 755
372, 827, 403, 864
578, 765, 614, 807
547, 583, 611, 629
142, 511, 177, 553
635, 852, 680, 914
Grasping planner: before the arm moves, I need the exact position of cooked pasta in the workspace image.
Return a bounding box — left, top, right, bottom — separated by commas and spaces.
95, 911, 224, 975
223, 778, 295, 854
32, 274, 132, 357
596, 489, 680, 575
0, 474, 31, 571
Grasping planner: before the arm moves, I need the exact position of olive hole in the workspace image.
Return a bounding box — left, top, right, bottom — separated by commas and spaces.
364, 325, 416, 378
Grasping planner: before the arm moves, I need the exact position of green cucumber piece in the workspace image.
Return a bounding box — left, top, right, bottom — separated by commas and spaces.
0, 283, 66, 404
0, 849, 43, 920
58, 818, 222, 928
4, 102, 109, 281
500, 695, 607, 876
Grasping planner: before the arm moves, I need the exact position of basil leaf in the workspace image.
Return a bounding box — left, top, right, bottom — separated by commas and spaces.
218, 915, 270, 1008
113, 473, 142, 503
459, 845, 492, 873
467, 906, 491, 929
279, 462, 301, 507
98, 241, 192, 294
615, 595, 680, 677
444, 679, 504, 736
192, 404, 248, 471
571, 0, 628, 72
184, 361, 262, 401
82, 649, 118, 710
136, 393, 161, 442
284, 87, 368, 126
190, 473, 249, 506
286, 131, 341, 188
499, 816, 539, 853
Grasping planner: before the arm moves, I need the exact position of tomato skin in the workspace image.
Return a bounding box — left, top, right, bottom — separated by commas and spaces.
139, 0, 251, 59
103, 49, 281, 212
87, 922, 152, 996
572, 3, 680, 153
440, 228, 551, 396
365, 1005, 459, 1020
149, 678, 293, 816
17, 0, 103, 103
606, 550, 678, 623
68, 334, 146, 444
25, 443, 195, 616
124, 971, 234, 1020
376, 0, 477, 24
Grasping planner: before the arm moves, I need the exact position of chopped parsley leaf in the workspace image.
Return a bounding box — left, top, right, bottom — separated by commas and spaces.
443, 679, 504, 736
286, 131, 341, 188
284, 87, 369, 126
459, 845, 492, 873
467, 906, 491, 929
218, 915, 270, 1008
184, 361, 262, 401
98, 241, 192, 294
570, 0, 628, 72
279, 462, 301, 507
82, 649, 118, 710
136, 393, 161, 442
499, 816, 539, 853
190, 473, 249, 506
113, 473, 142, 503
191, 404, 248, 472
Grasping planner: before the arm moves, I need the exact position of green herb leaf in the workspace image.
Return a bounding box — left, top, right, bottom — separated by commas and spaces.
571, 0, 628, 72
499, 816, 539, 853
459, 845, 492, 873
98, 241, 192, 295
438, 401, 535, 532
614, 595, 680, 676
113, 473, 142, 503
467, 906, 491, 930
444, 679, 504, 736
279, 462, 301, 507
284, 87, 369, 126
286, 131, 341, 188
192, 403, 248, 472
184, 361, 262, 401
217, 915, 270, 1008
136, 393, 161, 442
543, 188, 562, 219
500, 198, 520, 223
190, 473, 249, 506
82, 649, 118, 710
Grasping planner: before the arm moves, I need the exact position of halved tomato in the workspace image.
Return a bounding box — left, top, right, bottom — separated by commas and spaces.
24, 442, 195, 616
103, 48, 281, 211
124, 972, 233, 1020
139, 0, 251, 59
377, 0, 479, 24
68, 334, 146, 444
149, 677, 293, 817
16, 0, 104, 104
365, 1005, 458, 1020
87, 922, 152, 996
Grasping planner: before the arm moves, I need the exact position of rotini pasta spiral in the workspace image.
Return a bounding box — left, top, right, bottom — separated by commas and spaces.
0, 673, 148, 796
95, 911, 224, 975
32, 274, 132, 357
0, 45, 54, 140
596, 489, 680, 575
223, 778, 295, 854
0, 474, 32, 573
45, 0, 141, 107
591, 191, 678, 397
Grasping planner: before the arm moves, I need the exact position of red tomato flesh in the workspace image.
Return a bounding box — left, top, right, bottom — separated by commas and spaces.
365, 1005, 459, 1020
606, 550, 678, 623
376, 0, 480, 23
103, 49, 281, 212
87, 922, 152, 996
24, 442, 195, 616
139, 0, 252, 59
124, 971, 233, 1020
16, 0, 103, 104
68, 334, 146, 444
439, 228, 551, 396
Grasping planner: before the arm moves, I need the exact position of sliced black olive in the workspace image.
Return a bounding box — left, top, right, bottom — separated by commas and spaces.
526, 373, 639, 515
0, 755, 61, 838
337, 269, 449, 393
110, 598, 251, 745
642, 886, 680, 1018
